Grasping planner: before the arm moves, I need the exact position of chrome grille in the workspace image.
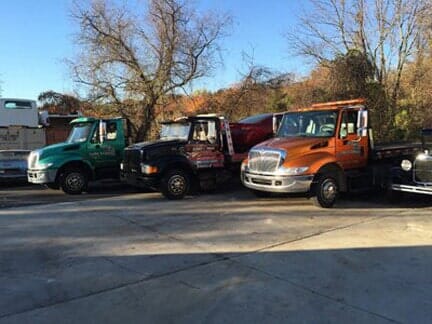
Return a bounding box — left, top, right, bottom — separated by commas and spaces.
248, 149, 283, 173
414, 156, 432, 183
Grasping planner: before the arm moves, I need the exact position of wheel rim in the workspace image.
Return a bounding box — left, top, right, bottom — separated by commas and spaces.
168, 175, 186, 195
66, 173, 84, 192
321, 179, 337, 202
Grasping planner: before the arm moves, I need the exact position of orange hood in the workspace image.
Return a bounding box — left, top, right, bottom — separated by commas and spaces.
253, 137, 333, 158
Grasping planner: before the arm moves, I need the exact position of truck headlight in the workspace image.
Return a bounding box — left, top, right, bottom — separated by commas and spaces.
36, 162, 53, 170
401, 159, 412, 171
278, 166, 309, 176
241, 159, 248, 172
140, 163, 158, 174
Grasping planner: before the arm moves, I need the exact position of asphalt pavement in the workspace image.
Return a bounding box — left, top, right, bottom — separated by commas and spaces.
0, 186, 431, 323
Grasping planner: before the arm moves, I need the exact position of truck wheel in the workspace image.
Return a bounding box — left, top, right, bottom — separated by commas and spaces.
60, 168, 88, 195
160, 169, 190, 200
251, 189, 272, 198
311, 175, 338, 208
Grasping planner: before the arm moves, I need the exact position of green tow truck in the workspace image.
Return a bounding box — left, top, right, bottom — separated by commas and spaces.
27, 117, 129, 194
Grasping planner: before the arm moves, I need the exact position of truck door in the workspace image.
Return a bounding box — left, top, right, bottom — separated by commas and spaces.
336, 109, 367, 169
185, 120, 225, 169
87, 121, 121, 171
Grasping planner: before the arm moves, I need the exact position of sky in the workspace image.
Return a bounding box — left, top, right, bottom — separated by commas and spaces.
0, 0, 311, 101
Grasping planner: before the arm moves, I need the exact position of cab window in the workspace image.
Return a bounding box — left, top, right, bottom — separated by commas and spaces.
340, 110, 358, 138
192, 121, 217, 144
106, 122, 117, 140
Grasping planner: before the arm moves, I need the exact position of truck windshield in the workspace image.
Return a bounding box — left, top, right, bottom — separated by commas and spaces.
277, 110, 338, 138
67, 123, 93, 143
160, 123, 191, 140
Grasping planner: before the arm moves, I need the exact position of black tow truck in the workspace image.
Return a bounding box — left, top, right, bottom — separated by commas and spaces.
120, 114, 277, 199
390, 129, 432, 197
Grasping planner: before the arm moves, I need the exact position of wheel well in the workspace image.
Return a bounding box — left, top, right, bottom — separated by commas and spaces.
161, 162, 194, 177
56, 161, 93, 183
314, 163, 346, 192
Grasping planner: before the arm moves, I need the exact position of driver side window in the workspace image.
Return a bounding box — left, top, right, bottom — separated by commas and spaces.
340, 111, 358, 138
192, 121, 217, 144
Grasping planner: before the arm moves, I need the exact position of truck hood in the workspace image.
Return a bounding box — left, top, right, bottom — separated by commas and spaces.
127, 139, 187, 151
37, 142, 82, 158
252, 137, 332, 158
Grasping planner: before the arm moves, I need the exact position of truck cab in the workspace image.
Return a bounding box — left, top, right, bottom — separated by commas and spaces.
28, 117, 128, 194
121, 114, 275, 199
241, 99, 419, 208
390, 129, 432, 197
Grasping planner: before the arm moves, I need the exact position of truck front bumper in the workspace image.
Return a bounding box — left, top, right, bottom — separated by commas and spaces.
392, 184, 432, 196
120, 171, 159, 189
242, 170, 314, 193
27, 169, 57, 184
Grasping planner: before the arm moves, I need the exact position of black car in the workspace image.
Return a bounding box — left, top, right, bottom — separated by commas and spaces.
390, 129, 432, 197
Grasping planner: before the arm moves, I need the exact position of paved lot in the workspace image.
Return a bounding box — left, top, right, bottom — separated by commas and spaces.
0, 185, 431, 323
0, 181, 138, 209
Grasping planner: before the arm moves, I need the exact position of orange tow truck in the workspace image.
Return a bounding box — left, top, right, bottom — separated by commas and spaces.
241, 99, 420, 207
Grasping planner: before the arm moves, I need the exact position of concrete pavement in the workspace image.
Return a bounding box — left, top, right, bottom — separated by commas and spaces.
0, 190, 431, 323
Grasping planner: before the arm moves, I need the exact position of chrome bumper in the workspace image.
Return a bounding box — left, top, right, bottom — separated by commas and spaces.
27, 169, 58, 184
392, 184, 432, 196
242, 171, 314, 193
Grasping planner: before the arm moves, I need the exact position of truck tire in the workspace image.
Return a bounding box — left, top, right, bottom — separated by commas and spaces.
160, 169, 190, 200
60, 168, 88, 195
311, 174, 338, 208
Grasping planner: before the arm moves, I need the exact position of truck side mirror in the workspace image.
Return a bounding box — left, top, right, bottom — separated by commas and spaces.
273, 114, 283, 135
357, 110, 368, 137
99, 121, 107, 143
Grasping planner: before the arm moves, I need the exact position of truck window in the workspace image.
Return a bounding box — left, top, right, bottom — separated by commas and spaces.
192, 121, 217, 144
160, 122, 191, 140
106, 122, 117, 140
278, 110, 337, 138
4, 100, 33, 109
340, 110, 358, 137
67, 123, 93, 143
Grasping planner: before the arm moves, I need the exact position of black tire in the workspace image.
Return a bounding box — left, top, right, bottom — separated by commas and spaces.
160, 169, 190, 200
60, 168, 88, 195
45, 183, 60, 190
251, 189, 272, 198
311, 175, 338, 208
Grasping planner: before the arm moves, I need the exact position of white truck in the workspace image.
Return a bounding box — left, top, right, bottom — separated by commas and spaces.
0, 98, 79, 151
0, 98, 46, 150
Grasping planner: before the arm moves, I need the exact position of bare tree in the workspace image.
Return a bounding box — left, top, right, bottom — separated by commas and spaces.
287, 0, 429, 134
69, 0, 231, 141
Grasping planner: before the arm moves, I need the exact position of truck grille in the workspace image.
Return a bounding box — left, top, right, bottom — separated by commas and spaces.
248, 149, 283, 173
123, 149, 142, 172
414, 156, 432, 183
